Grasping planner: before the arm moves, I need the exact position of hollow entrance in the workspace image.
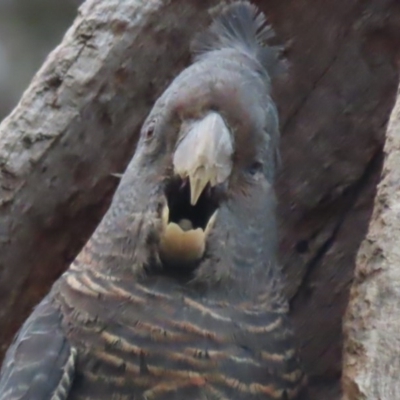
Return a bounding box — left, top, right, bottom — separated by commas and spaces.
257, 0, 400, 398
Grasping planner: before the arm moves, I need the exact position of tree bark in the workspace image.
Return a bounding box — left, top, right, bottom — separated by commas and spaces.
1, 1, 400, 400
259, 1, 399, 398
0, 0, 215, 359
342, 86, 400, 400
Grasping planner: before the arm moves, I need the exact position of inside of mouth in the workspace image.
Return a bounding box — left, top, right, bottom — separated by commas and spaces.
165, 177, 218, 230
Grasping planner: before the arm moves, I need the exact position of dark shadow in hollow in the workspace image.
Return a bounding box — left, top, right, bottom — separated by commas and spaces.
252, 0, 400, 398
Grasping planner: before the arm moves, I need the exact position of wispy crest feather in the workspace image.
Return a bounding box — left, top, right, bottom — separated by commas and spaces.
191, 1, 286, 77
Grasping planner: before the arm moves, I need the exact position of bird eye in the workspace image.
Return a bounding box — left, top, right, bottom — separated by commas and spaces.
143, 121, 156, 141
247, 161, 263, 176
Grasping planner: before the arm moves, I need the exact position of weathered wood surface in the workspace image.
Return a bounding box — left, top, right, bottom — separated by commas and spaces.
342, 86, 400, 400
261, 1, 399, 398
1, 0, 400, 399
0, 0, 216, 360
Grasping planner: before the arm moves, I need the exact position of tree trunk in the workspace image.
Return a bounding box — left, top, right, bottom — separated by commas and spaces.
0, 0, 216, 359
260, 0, 399, 398
0, 1, 400, 400
342, 87, 400, 400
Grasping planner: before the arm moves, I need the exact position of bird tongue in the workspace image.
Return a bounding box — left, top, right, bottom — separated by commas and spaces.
177, 218, 194, 231
160, 112, 228, 266
159, 204, 217, 266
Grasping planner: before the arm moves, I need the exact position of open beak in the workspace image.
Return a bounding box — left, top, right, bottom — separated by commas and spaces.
173, 112, 233, 205
159, 112, 233, 267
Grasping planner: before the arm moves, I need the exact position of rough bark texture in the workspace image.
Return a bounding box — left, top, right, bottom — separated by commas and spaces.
261, 0, 400, 398
0, 0, 216, 360
1, 0, 400, 399
342, 87, 400, 400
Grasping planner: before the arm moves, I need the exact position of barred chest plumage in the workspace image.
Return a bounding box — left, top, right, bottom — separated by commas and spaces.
0, 3, 308, 400
55, 265, 305, 400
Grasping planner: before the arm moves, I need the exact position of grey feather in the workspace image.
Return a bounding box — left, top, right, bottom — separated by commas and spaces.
0, 295, 76, 400
191, 1, 287, 78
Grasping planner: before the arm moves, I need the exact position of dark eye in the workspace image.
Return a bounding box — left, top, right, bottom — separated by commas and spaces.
247, 161, 263, 176
143, 121, 156, 141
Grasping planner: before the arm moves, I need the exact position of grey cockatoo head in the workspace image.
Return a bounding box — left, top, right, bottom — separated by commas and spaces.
0, 7, 301, 400
105, 1, 286, 287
